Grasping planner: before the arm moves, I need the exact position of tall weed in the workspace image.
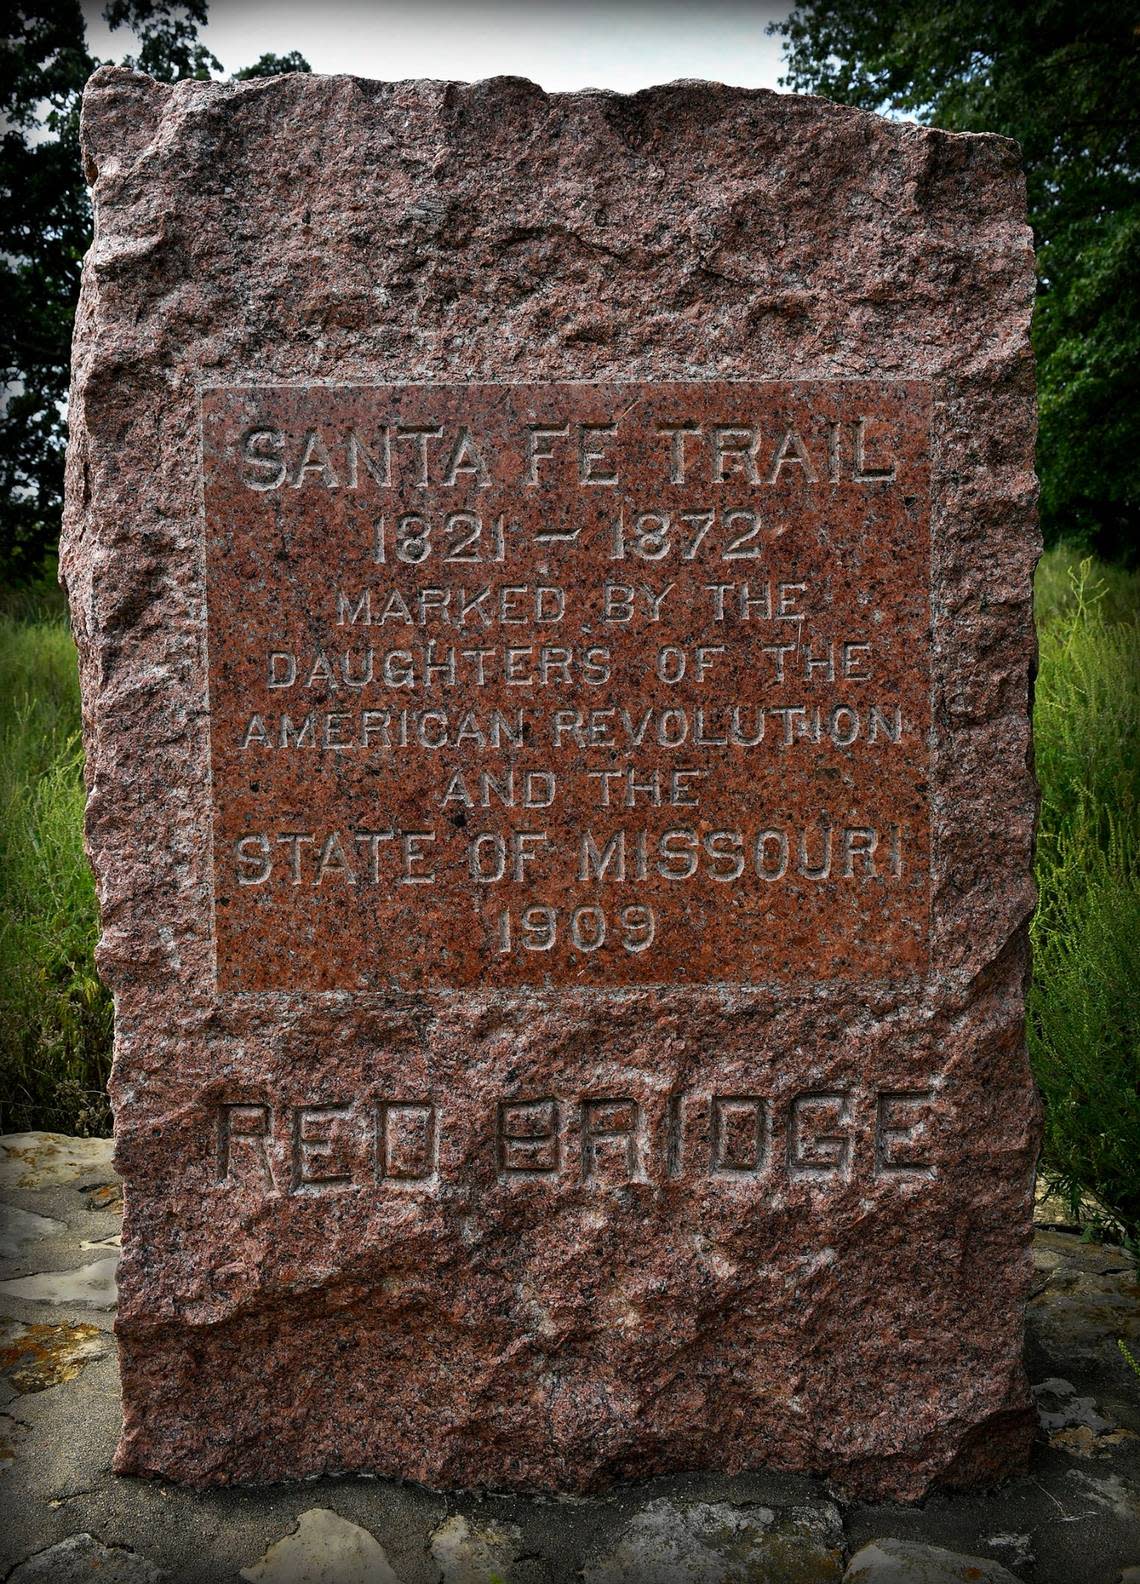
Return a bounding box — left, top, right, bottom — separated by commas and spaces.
0, 613, 111, 1134
1030, 551, 1140, 1246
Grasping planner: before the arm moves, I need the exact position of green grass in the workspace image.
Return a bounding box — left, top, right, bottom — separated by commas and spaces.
0, 549, 1137, 1249
0, 607, 111, 1135
1030, 548, 1140, 1250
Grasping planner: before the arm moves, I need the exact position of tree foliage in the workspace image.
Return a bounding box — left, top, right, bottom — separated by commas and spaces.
0, 4, 309, 585
773, 1, 1140, 560
233, 50, 312, 81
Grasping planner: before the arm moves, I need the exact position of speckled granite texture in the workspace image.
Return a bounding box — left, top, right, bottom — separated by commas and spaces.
62, 68, 1039, 1498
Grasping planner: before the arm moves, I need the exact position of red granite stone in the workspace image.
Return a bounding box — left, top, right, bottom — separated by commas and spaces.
203, 380, 932, 992
63, 68, 1039, 1499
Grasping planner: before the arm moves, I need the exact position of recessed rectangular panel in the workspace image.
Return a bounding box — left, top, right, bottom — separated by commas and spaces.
203, 381, 931, 992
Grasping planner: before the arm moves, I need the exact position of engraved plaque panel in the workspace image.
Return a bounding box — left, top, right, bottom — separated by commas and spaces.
203, 381, 931, 991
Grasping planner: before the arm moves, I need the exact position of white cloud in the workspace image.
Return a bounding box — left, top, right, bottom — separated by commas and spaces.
82, 0, 789, 94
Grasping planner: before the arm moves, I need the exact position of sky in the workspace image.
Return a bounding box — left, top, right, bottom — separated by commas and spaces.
82, 1, 791, 95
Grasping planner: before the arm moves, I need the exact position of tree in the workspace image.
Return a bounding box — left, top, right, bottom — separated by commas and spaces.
0, 4, 310, 586
772, 1, 1140, 561
233, 51, 312, 81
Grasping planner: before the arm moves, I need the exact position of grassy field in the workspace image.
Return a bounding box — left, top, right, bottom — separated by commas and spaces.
0, 595, 111, 1134
1, 549, 1138, 1242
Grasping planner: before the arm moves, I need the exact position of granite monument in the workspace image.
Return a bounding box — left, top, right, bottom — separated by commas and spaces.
63, 68, 1039, 1497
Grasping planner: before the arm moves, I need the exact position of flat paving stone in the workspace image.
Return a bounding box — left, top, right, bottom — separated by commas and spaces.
0, 1254, 119, 1310
0, 1134, 115, 1191
429, 1512, 546, 1583
0, 1318, 110, 1392
843, 1538, 1022, 1582
239, 1508, 403, 1583
0, 1206, 67, 1259
581, 1496, 845, 1582
7, 1533, 168, 1582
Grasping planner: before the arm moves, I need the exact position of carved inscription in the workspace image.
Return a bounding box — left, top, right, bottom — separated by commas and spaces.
212, 1085, 937, 1195
203, 382, 932, 989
